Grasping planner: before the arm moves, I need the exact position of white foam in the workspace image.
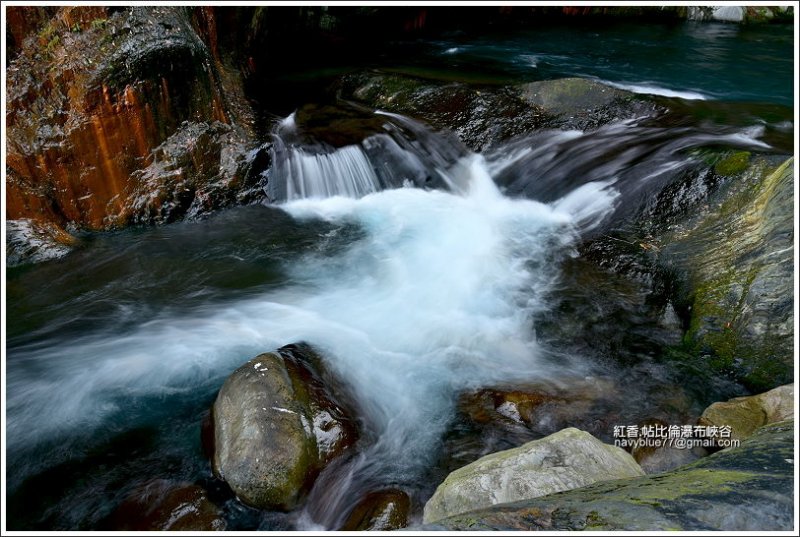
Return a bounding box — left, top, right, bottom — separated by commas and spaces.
7, 154, 615, 486
603, 81, 708, 100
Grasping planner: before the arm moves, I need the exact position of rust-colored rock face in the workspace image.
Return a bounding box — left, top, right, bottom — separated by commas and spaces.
5, 6, 253, 238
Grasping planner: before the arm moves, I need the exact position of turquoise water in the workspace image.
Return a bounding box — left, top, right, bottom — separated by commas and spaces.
396, 21, 794, 106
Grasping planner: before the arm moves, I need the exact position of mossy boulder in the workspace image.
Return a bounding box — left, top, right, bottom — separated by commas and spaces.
518, 77, 628, 117
428, 420, 794, 531
423, 428, 644, 524
699, 383, 793, 442
658, 157, 794, 391
211, 344, 357, 510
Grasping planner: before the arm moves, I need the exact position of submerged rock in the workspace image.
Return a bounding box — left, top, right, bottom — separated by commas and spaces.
429, 420, 794, 531
340, 489, 411, 531
451, 377, 625, 461
423, 427, 644, 524
211, 344, 357, 510
699, 383, 794, 442
109, 479, 225, 531
337, 72, 657, 151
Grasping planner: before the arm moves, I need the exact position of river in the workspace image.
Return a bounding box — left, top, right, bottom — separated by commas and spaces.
5, 17, 794, 530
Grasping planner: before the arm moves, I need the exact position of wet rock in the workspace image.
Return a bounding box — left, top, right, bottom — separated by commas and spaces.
340, 489, 411, 531
211, 343, 357, 510
109, 479, 225, 531
449, 373, 701, 473
129, 121, 264, 225
4, 6, 57, 59
337, 71, 548, 152
337, 72, 659, 151
6, 218, 76, 267
518, 77, 630, 122
633, 442, 704, 474
429, 420, 794, 531
457, 377, 622, 439
699, 383, 794, 442
6, 6, 257, 238
658, 157, 794, 391
630, 418, 705, 474
423, 427, 644, 524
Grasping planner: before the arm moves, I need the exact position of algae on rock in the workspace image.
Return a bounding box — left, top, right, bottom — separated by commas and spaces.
428, 420, 794, 531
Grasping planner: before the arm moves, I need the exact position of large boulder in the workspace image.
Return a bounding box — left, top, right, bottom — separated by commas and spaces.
423, 427, 644, 523
699, 383, 794, 442
429, 420, 794, 531
211, 344, 357, 510
658, 157, 794, 391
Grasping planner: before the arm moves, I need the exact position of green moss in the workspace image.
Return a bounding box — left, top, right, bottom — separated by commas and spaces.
676, 157, 793, 391
90, 18, 108, 31
714, 151, 750, 176
45, 35, 60, 53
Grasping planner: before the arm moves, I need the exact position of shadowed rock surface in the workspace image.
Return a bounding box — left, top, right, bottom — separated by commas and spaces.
427, 420, 794, 531
339, 489, 411, 531
108, 479, 225, 531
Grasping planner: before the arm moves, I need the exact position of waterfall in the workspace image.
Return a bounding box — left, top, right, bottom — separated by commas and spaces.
276, 143, 384, 200
265, 109, 467, 201
6, 108, 771, 530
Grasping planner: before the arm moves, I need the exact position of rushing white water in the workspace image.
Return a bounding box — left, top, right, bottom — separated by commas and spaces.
6, 145, 618, 485
279, 144, 384, 200
266, 109, 466, 202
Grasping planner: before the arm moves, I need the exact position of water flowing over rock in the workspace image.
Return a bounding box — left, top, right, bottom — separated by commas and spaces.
5, 6, 794, 531
266, 104, 466, 201
699, 383, 794, 442
428, 420, 794, 531
339, 489, 411, 531
337, 72, 659, 151
423, 428, 645, 523
211, 344, 357, 510
108, 479, 225, 531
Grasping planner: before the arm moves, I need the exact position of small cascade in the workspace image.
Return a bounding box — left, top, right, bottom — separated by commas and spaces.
273, 143, 384, 200
265, 106, 467, 201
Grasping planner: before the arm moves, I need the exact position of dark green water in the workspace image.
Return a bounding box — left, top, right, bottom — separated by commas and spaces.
394, 21, 794, 106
